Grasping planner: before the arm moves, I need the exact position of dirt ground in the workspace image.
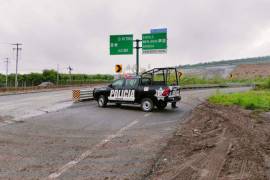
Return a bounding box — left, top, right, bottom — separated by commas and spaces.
231, 63, 270, 79
149, 103, 270, 180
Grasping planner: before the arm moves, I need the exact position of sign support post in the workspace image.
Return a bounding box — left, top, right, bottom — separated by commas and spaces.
135, 39, 141, 76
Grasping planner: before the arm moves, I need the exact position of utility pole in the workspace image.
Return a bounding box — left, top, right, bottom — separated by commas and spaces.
12, 43, 22, 88
57, 64, 60, 86
4, 58, 9, 87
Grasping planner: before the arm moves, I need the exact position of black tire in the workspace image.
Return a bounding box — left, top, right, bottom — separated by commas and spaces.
141, 98, 154, 112
171, 102, 177, 108
115, 103, 121, 107
98, 95, 107, 107
157, 101, 167, 110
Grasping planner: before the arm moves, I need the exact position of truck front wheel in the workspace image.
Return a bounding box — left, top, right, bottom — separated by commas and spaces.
98, 95, 107, 107
141, 98, 154, 112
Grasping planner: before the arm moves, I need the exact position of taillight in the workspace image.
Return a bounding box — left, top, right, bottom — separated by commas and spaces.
162, 87, 170, 96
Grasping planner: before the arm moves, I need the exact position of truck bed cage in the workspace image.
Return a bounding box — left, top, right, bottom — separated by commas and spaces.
141, 67, 179, 86
141, 67, 178, 75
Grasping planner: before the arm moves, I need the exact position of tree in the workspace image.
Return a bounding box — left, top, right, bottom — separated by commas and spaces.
42, 69, 57, 83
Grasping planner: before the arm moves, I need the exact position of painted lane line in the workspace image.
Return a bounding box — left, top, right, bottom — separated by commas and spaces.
47, 120, 138, 179
146, 120, 179, 126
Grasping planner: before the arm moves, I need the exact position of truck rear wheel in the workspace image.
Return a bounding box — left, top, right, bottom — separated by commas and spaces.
157, 101, 167, 110
141, 98, 154, 112
98, 95, 107, 107
171, 102, 177, 108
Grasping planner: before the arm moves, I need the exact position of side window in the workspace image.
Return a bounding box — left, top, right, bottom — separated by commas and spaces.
141, 78, 151, 86
112, 79, 124, 89
124, 79, 139, 89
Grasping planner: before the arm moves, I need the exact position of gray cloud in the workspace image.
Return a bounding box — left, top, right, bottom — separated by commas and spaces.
0, 0, 269, 74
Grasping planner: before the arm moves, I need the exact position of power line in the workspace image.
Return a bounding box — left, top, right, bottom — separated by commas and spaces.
0, 42, 12, 45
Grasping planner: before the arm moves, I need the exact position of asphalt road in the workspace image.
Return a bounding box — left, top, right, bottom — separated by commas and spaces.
0, 87, 250, 179
0, 90, 72, 122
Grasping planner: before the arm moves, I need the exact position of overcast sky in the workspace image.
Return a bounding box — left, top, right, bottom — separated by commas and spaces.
0, 0, 270, 74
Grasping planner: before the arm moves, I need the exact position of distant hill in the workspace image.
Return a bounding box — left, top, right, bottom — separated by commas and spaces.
181, 55, 270, 69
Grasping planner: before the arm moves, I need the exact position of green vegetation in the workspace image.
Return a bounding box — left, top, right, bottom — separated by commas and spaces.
255, 78, 270, 90
0, 69, 114, 87
180, 76, 225, 85
208, 76, 270, 110
209, 90, 270, 111
179, 76, 269, 86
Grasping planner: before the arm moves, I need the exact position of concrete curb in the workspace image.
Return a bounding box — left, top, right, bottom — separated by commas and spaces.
180, 84, 253, 90
0, 84, 108, 97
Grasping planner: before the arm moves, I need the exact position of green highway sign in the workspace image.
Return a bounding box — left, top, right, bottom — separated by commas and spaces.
109, 30, 168, 75
110, 34, 133, 55
142, 33, 167, 54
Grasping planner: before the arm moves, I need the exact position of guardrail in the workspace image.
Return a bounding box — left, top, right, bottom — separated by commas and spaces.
0, 82, 111, 93
72, 89, 94, 102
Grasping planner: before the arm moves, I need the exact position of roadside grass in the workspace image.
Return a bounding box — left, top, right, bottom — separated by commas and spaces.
180, 76, 270, 86
255, 78, 270, 90
209, 90, 270, 111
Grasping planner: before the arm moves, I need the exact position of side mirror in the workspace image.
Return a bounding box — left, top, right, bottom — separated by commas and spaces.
108, 84, 113, 88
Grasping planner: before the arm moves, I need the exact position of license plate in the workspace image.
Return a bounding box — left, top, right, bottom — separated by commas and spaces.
171, 90, 179, 96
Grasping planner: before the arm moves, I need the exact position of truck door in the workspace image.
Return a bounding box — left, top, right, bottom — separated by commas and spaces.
108, 79, 124, 101
123, 78, 139, 102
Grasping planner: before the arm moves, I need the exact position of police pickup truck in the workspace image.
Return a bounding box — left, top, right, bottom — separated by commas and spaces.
93, 67, 181, 112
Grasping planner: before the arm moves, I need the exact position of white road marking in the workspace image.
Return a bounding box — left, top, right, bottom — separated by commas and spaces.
144, 113, 152, 117
146, 120, 179, 126
47, 120, 138, 179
